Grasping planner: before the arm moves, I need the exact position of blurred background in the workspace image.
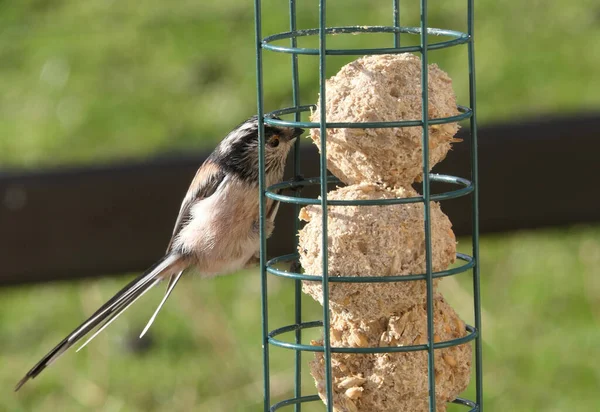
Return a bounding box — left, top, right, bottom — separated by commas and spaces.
1, 0, 599, 411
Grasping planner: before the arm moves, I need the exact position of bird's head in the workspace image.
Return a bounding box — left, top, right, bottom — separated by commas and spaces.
212, 115, 304, 182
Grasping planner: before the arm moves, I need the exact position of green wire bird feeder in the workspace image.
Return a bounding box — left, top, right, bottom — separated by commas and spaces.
254, 1, 482, 411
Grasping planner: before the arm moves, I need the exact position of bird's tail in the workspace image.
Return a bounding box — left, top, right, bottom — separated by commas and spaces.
15, 254, 185, 391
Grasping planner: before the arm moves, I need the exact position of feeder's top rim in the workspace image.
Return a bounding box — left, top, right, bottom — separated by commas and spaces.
264, 104, 472, 129
262, 25, 470, 56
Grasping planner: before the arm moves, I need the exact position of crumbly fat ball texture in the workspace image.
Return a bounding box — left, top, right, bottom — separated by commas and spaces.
298, 183, 456, 320
310, 53, 461, 187
310, 294, 472, 412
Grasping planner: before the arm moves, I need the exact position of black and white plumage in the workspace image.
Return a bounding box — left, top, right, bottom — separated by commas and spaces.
15, 116, 303, 391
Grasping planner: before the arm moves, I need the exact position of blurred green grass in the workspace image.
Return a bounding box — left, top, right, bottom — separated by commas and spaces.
1, 0, 599, 167
1, 0, 600, 411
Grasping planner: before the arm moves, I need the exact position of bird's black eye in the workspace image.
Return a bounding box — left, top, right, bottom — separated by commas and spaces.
269, 135, 280, 147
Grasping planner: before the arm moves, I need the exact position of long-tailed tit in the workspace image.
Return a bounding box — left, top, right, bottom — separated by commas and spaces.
15, 116, 303, 391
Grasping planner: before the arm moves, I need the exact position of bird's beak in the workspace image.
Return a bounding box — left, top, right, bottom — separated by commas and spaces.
292, 127, 305, 138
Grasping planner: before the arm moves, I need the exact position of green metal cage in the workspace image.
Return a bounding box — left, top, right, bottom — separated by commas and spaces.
254, 1, 482, 411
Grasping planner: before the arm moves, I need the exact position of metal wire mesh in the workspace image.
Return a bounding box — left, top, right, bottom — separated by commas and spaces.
254, 1, 482, 411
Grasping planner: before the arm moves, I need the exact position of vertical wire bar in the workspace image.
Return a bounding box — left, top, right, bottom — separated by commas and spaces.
419, 1, 436, 411
289, 1, 302, 411
393, 0, 400, 47
318, 0, 333, 411
253, 0, 270, 410
468, 0, 483, 409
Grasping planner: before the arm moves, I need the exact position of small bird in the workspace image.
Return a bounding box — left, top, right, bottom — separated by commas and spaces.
15, 116, 303, 391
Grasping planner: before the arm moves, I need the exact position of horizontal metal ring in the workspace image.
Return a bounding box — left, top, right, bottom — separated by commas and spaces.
271, 395, 478, 411
268, 322, 477, 353
270, 395, 321, 411
265, 104, 472, 128
266, 174, 473, 206
267, 252, 474, 283
262, 25, 470, 56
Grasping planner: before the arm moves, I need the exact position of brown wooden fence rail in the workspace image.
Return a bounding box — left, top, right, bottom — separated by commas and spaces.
1, 113, 599, 286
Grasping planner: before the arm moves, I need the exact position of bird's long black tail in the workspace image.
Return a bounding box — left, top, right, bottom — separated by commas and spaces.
15, 254, 184, 391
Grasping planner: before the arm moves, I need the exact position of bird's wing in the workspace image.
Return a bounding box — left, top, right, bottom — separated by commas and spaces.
16, 254, 185, 391
166, 159, 226, 253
